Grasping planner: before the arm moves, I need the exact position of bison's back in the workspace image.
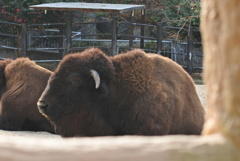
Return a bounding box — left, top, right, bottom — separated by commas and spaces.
149, 53, 204, 134
111, 50, 204, 135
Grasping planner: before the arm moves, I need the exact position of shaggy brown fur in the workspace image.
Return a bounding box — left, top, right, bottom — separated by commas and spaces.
38, 48, 204, 137
0, 58, 54, 133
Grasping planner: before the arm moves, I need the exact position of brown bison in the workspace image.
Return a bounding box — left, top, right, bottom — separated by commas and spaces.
0, 58, 54, 133
37, 48, 205, 137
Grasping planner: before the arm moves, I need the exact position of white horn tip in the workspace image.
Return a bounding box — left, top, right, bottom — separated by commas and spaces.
90, 69, 100, 89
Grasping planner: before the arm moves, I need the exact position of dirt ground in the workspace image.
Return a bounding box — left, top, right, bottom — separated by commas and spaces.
195, 85, 206, 108
0, 85, 206, 138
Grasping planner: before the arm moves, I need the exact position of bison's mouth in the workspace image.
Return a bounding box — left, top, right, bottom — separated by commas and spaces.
37, 101, 54, 122
38, 109, 50, 120
37, 99, 61, 120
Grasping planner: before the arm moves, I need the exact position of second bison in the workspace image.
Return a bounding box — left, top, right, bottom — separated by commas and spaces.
38, 48, 205, 137
0, 58, 54, 133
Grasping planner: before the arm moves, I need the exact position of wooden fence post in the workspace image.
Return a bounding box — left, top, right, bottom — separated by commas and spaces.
58, 23, 64, 58
64, 11, 72, 56
20, 23, 28, 57
111, 19, 117, 56
129, 11, 134, 49
157, 23, 163, 54
140, 9, 145, 49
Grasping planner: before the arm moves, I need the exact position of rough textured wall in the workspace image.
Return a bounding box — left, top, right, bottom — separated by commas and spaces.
201, 0, 240, 148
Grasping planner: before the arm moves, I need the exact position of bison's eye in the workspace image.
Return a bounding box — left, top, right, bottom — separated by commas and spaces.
69, 77, 83, 87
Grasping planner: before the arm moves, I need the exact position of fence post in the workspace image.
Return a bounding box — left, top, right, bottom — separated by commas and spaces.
59, 24, 64, 57
20, 23, 28, 57
129, 11, 134, 48
187, 27, 193, 75
140, 9, 145, 49
157, 23, 163, 55
111, 19, 117, 56
64, 11, 72, 57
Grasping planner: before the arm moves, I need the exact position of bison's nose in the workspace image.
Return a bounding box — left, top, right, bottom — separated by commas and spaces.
37, 100, 48, 113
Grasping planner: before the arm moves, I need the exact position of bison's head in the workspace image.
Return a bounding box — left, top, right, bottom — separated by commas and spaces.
37, 48, 115, 137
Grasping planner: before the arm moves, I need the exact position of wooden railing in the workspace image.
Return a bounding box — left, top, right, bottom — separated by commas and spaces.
0, 20, 202, 74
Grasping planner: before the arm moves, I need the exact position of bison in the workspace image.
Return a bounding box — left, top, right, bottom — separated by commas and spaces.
37, 48, 205, 137
0, 58, 54, 133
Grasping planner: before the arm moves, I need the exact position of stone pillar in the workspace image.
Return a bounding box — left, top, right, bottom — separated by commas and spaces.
201, 0, 240, 148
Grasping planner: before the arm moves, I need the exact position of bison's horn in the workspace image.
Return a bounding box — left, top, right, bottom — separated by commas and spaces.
90, 69, 100, 89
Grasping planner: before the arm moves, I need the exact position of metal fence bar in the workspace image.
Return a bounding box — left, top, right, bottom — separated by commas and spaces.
118, 34, 155, 40
28, 23, 65, 27
120, 22, 155, 27
0, 21, 21, 26
77, 33, 111, 37
71, 46, 105, 50
30, 35, 65, 38
33, 60, 61, 63
0, 33, 18, 38
28, 47, 64, 50
0, 45, 18, 50
74, 21, 111, 25
164, 26, 187, 30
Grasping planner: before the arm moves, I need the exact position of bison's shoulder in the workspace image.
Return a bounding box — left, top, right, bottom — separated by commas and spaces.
5, 57, 51, 75
4, 58, 51, 84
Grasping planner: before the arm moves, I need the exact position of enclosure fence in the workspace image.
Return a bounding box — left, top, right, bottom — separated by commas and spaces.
0, 20, 202, 74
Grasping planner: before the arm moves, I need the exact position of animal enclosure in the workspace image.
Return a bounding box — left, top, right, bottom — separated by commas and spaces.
0, 2, 203, 74
0, 0, 240, 160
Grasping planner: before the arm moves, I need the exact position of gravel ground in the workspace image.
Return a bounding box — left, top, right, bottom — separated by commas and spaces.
195, 85, 206, 108
0, 85, 206, 138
